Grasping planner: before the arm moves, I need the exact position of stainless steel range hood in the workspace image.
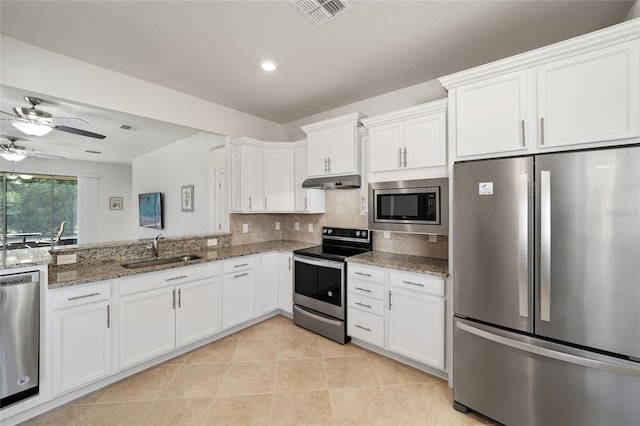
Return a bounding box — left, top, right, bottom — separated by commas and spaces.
302, 174, 361, 189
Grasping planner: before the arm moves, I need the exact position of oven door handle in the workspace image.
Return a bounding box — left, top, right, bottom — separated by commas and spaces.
294, 255, 344, 270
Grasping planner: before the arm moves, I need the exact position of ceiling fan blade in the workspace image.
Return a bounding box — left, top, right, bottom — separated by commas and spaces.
51, 117, 90, 126
1, 110, 19, 118
53, 125, 106, 139
30, 152, 66, 160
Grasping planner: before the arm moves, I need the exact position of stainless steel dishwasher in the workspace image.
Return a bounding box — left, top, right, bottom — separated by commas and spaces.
0, 270, 40, 408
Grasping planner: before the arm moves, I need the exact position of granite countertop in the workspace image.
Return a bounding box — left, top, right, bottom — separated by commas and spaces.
0, 247, 52, 270
48, 240, 315, 289
347, 251, 449, 278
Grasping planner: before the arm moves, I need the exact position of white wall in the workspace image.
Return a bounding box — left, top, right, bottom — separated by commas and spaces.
0, 157, 133, 242
1, 36, 282, 141
281, 79, 447, 140
132, 132, 226, 239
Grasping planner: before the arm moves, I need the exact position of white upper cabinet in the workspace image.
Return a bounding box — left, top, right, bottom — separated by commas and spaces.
293, 141, 325, 213
537, 40, 640, 148
454, 71, 529, 157
363, 100, 447, 181
231, 139, 265, 213
441, 19, 640, 160
264, 147, 294, 212
302, 112, 366, 177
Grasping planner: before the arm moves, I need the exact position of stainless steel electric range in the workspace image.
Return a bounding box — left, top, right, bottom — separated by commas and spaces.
292, 226, 371, 344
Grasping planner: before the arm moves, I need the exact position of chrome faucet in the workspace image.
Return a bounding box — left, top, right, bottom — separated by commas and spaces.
147, 234, 162, 258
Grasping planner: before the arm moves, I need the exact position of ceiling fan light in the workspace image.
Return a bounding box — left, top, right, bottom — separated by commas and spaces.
0, 152, 26, 162
11, 121, 53, 137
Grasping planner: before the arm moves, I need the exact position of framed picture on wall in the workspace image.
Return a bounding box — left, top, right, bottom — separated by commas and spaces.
109, 196, 123, 210
181, 185, 194, 212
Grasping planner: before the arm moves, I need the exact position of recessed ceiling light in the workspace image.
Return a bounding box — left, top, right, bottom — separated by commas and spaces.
261, 61, 278, 72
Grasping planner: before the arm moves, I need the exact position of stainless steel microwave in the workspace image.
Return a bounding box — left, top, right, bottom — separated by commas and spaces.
369, 178, 449, 234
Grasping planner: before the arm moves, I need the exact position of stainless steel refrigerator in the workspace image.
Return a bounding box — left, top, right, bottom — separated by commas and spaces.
453, 146, 640, 426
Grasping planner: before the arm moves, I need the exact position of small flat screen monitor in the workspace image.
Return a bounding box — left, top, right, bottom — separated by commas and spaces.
138, 192, 163, 229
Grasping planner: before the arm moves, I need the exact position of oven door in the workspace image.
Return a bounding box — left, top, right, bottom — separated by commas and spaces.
293, 255, 345, 320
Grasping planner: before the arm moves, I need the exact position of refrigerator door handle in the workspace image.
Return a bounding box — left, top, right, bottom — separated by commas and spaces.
518, 172, 529, 318
457, 321, 640, 377
540, 170, 552, 322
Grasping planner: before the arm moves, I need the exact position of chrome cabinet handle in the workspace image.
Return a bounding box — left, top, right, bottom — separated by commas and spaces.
265, 197, 267, 210
234, 263, 249, 268
106, 305, 110, 328
355, 302, 372, 309
248, 196, 252, 210
288, 256, 292, 271
324, 158, 328, 173
354, 286, 371, 293
172, 289, 176, 310
355, 324, 371, 332
399, 148, 403, 168
327, 157, 331, 173
361, 195, 365, 211
234, 273, 249, 278
178, 289, 182, 308
540, 117, 545, 145
389, 290, 392, 310
518, 172, 529, 318
540, 170, 551, 322
304, 196, 308, 210
402, 280, 424, 287
403, 147, 408, 167
355, 271, 372, 277
68, 292, 100, 301
166, 275, 187, 281
521, 120, 526, 146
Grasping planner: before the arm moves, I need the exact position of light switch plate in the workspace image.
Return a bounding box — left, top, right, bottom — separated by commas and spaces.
242, 224, 248, 233
295, 222, 300, 231
308, 223, 313, 232
207, 238, 218, 247
383, 231, 391, 239
429, 234, 438, 242
57, 253, 77, 266
275, 221, 280, 230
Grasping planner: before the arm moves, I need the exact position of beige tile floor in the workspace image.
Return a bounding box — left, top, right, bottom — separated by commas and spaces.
24, 315, 495, 425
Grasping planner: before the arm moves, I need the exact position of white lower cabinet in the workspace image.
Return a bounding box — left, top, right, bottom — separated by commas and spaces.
347, 263, 446, 370
277, 252, 293, 314
118, 264, 221, 369
259, 253, 279, 316
51, 282, 113, 395
222, 256, 256, 329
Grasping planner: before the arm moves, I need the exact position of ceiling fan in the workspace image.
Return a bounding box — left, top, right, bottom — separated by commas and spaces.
0, 136, 65, 162
1, 96, 106, 139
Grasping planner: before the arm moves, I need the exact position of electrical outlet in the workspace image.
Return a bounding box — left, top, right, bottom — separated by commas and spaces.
429, 234, 438, 242
308, 223, 313, 232
295, 222, 300, 231
383, 231, 391, 239
242, 224, 248, 233
57, 253, 77, 266
207, 238, 218, 247
275, 221, 280, 230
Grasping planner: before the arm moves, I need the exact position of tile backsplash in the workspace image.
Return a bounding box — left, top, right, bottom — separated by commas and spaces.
231, 189, 448, 259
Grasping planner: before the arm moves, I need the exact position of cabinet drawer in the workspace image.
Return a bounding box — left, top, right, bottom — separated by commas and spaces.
51, 282, 111, 310
223, 256, 256, 274
119, 263, 219, 296
348, 293, 384, 316
348, 279, 384, 300
348, 264, 385, 283
389, 270, 444, 297
347, 308, 384, 347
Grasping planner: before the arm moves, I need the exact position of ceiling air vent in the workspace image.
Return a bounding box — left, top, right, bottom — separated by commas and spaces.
290, 0, 351, 27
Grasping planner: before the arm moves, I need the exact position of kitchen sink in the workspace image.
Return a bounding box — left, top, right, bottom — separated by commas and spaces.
121, 254, 202, 269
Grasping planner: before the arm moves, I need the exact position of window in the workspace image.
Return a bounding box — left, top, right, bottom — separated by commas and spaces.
1, 172, 78, 249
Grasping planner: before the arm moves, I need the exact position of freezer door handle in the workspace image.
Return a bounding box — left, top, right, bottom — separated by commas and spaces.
457, 321, 640, 377
518, 172, 529, 318
540, 170, 551, 322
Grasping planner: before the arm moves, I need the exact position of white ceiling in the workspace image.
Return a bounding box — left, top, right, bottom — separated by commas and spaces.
0, 1, 635, 164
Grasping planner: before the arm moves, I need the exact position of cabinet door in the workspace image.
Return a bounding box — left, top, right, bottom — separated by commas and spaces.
260, 253, 279, 315
537, 40, 640, 148
404, 113, 446, 169
359, 133, 369, 215
265, 149, 294, 212
222, 270, 255, 329
328, 123, 358, 175
119, 287, 176, 369
307, 131, 330, 177
387, 286, 445, 369
245, 147, 265, 212
175, 277, 221, 347
368, 122, 404, 173
278, 252, 293, 314
294, 147, 308, 212
455, 70, 529, 157
52, 302, 112, 395
230, 146, 245, 212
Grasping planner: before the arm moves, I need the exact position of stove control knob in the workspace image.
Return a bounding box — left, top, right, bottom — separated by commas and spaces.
361, 231, 368, 238
327, 229, 332, 234
323, 229, 327, 234
355, 231, 361, 237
